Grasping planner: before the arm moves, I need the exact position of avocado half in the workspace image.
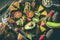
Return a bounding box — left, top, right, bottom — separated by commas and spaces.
24, 22, 36, 30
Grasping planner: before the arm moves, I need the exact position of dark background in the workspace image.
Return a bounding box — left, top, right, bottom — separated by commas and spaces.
0, 0, 60, 40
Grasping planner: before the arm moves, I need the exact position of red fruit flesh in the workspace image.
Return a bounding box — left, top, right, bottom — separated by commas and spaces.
39, 34, 45, 40
27, 18, 31, 22
40, 21, 45, 26
49, 10, 54, 17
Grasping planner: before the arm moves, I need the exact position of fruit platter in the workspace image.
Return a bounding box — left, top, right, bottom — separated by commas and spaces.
0, 0, 60, 40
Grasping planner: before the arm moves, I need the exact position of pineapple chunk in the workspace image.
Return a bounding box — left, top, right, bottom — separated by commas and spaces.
40, 26, 46, 32
9, 1, 20, 11
41, 10, 47, 16
38, 5, 44, 12
9, 6, 17, 11
13, 1, 20, 8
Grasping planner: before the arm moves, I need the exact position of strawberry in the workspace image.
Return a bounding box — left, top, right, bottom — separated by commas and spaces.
49, 10, 54, 17
27, 18, 31, 22
39, 34, 45, 40
40, 21, 45, 26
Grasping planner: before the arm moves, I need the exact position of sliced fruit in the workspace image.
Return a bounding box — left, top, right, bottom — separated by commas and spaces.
17, 33, 24, 40
9, 1, 20, 11
26, 10, 34, 18
31, 2, 36, 8
38, 5, 44, 12
16, 15, 26, 26
13, 1, 20, 8
46, 22, 60, 28
7, 17, 15, 23
9, 6, 17, 11
14, 11, 22, 18
24, 2, 31, 13
41, 10, 47, 16
27, 18, 31, 22
32, 17, 39, 23
40, 26, 46, 32
40, 21, 45, 26
48, 10, 54, 17
34, 11, 40, 17
16, 19, 21, 25
39, 34, 45, 40
24, 22, 36, 30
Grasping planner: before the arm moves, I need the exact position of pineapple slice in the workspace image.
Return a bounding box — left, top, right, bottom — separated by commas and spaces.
9, 1, 20, 11
38, 5, 44, 12
40, 26, 46, 32
13, 1, 20, 8
41, 10, 47, 16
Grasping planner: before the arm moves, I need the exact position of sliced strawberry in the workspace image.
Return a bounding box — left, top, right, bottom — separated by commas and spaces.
39, 34, 45, 40
27, 17, 31, 22
40, 21, 45, 26
49, 10, 54, 17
